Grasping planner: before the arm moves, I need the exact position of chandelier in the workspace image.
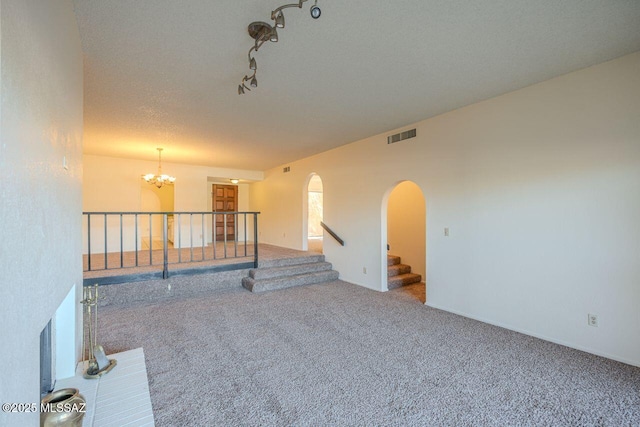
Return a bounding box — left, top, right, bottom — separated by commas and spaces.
142, 148, 175, 188
238, 0, 321, 94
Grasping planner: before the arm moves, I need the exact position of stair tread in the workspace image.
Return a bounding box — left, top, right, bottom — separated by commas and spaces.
247, 269, 338, 284
387, 255, 401, 266
259, 254, 325, 268
387, 273, 422, 289
250, 262, 332, 279
243, 270, 339, 293
389, 272, 421, 280
387, 264, 412, 277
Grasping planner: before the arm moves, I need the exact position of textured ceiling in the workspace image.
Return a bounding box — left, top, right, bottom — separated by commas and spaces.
73, 0, 640, 170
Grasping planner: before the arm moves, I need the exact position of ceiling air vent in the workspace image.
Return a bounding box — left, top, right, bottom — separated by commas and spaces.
387, 128, 416, 144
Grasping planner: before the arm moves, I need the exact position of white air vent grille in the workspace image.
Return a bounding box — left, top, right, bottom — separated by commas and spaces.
387, 128, 416, 144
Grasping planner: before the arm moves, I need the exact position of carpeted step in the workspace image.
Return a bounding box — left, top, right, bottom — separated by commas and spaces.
387, 273, 422, 290
387, 263, 412, 277
249, 262, 332, 280
259, 254, 325, 268
245, 255, 339, 293
243, 270, 339, 293
387, 255, 401, 266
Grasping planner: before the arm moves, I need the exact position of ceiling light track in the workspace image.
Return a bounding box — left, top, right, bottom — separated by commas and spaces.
238, 0, 321, 95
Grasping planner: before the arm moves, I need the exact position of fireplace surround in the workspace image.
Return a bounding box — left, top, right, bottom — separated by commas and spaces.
39, 285, 79, 399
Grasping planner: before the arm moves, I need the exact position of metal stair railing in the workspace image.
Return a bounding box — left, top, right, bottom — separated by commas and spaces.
320, 221, 345, 246
83, 211, 260, 285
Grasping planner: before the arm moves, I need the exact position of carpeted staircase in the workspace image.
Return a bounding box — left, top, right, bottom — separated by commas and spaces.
243, 254, 339, 293
387, 254, 421, 289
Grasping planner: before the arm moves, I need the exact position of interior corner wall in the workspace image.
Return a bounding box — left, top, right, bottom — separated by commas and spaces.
387, 181, 426, 281
250, 173, 306, 249
0, 1, 83, 424
249, 51, 640, 367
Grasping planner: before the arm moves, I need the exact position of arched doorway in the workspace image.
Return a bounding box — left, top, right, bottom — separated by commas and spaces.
383, 181, 426, 301
304, 174, 323, 253
140, 182, 174, 250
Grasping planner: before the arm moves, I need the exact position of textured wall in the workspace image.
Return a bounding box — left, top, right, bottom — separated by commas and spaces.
0, 1, 83, 425
250, 52, 640, 367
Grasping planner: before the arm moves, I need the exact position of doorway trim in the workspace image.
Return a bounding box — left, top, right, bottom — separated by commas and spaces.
302, 173, 323, 251
381, 180, 426, 292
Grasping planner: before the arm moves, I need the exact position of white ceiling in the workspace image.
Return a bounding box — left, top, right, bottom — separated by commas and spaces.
73, 0, 640, 171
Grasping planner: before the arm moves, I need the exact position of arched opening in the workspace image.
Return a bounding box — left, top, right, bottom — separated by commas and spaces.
140, 182, 174, 250
383, 181, 426, 302
305, 174, 323, 253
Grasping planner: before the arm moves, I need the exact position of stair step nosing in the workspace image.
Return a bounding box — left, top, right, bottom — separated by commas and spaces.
387, 264, 412, 276
258, 255, 325, 268
388, 273, 421, 282
250, 262, 332, 279
255, 270, 338, 284
243, 270, 339, 293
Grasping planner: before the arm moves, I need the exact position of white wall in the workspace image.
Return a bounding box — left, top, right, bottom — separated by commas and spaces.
83, 154, 262, 212
143, 183, 174, 212
387, 181, 426, 282
83, 155, 263, 252
249, 52, 640, 367
0, 1, 84, 424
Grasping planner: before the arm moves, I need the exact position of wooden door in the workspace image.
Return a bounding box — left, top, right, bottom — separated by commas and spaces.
212, 184, 238, 241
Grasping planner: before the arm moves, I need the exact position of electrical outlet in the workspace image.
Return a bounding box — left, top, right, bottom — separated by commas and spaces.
444, 227, 450, 237
363, 267, 367, 274
588, 313, 598, 327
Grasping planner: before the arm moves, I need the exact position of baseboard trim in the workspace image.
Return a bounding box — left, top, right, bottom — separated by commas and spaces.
424, 301, 639, 368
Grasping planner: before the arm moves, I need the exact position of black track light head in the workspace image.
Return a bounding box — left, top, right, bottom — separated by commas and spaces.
310, 4, 321, 19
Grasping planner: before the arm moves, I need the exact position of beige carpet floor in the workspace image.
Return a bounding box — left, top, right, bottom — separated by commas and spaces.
97, 280, 640, 426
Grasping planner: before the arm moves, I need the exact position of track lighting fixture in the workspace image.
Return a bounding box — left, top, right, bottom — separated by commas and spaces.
238, 0, 322, 94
